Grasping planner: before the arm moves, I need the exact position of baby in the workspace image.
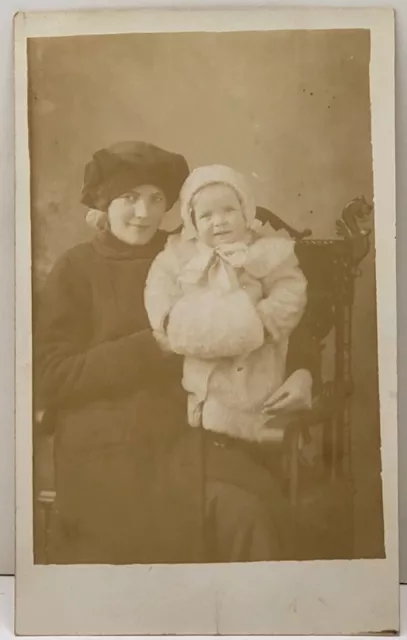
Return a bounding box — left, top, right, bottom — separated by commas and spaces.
144, 165, 308, 443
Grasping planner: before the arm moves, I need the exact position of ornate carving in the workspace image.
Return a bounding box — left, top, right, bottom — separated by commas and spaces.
335, 195, 373, 269
336, 195, 372, 237
255, 206, 312, 240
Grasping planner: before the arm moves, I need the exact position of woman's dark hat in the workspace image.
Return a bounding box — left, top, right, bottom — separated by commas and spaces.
81, 141, 189, 212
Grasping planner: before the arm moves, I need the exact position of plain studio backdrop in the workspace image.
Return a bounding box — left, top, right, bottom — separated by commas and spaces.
27, 28, 384, 559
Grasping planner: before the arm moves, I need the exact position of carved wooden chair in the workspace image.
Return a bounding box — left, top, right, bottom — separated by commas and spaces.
34, 196, 373, 563
255, 197, 373, 557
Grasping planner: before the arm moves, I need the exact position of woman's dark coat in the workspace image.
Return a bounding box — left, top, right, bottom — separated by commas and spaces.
34, 229, 318, 565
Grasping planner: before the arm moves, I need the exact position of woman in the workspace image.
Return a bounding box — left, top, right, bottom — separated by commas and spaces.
34, 140, 315, 565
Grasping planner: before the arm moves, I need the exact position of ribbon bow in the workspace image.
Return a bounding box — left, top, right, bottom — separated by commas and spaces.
179, 242, 249, 293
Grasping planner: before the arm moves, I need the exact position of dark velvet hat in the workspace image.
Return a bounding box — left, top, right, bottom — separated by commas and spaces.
81, 141, 189, 212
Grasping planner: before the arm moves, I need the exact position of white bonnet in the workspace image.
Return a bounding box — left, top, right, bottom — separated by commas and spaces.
179, 165, 257, 239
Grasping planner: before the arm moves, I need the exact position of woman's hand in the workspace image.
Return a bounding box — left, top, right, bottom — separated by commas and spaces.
262, 369, 313, 416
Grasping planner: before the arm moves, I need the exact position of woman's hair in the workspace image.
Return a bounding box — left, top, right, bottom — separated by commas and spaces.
86, 209, 109, 231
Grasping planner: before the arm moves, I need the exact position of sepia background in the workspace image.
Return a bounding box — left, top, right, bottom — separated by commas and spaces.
28, 28, 384, 559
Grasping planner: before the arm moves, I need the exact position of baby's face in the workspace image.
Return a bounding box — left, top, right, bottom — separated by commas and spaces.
192, 184, 247, 248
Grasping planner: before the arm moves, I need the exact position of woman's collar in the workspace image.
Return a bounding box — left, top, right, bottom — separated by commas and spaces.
92, 229, 167, 260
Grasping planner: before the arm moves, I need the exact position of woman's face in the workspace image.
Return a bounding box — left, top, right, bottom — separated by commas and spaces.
193, 184, 247, 248
108, 185, 167, 245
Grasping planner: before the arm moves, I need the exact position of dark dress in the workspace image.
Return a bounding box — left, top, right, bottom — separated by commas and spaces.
34, 229, 318, 564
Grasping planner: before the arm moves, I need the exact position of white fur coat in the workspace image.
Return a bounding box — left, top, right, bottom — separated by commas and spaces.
144, 227, 308, 442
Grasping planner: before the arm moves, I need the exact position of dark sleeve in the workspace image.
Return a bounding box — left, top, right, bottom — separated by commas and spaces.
285, 320, 322, 393
34, 253, 183, 410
